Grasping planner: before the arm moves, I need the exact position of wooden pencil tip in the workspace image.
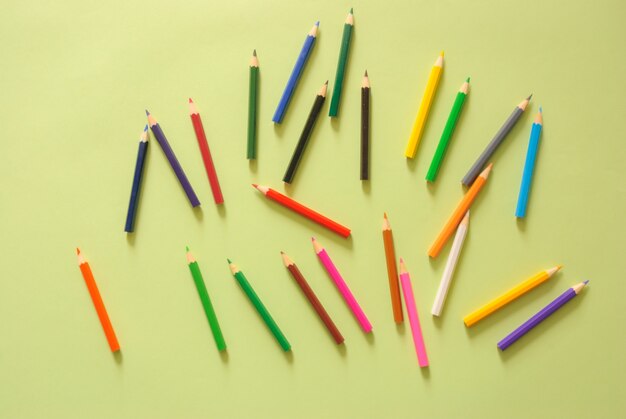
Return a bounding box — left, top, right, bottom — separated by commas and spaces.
143, 124, 148, 132
527, 94, 533, 101
539, 106, 543, 113
399, 257, 404, 263
76, 247, 80, 255
466, 76, 471, 83
324, 80, 329, 85
315, 21, 320, 26
188, 98, 193, 103
350, 7, 353, 13
251, 183, 258, 189
384, 212, 388, 219
253, 49, 257, 56
440, 50, 444, 57
280, 251, 284, 255
311, 237, 316, 242
186, 245, 190, 252
364, 70, 368, 77
583, 280, 589, 285
145, 109, 150, 116
227, 258, 232, 264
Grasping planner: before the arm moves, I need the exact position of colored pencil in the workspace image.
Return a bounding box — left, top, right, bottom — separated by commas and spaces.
328, 9, 354, 117
498, 281, 589, 351
146, 110, 200, 207
272, 22, 319, 124
281, 252, 344, 344
189, 99, 224, 205
382, 213, 403, 323
399, 258, 429, 367
228, 259, 291, 351
425, 78, 470, 183
463, 265, 562, 327
361, 70, 370, 180
461, 95, 532, 187
312, 237, 372, 333
404, 52, 444, 159
252, 184, 351, 238
76, 248, 120, 352
283, 81, 328, 184
428, 164, 492, 258
124, 125, 149, 233
186, 247, 227, 351
515, 108, 543, 218
432, 211, 469, 316
247, 49, 259, 160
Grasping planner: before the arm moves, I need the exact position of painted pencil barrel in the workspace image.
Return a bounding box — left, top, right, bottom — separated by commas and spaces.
283, 94, 325, 183
383, 230, 403, 323
515, 123, 542, 217
462, 107, 523, 187
151, 123, 201, 207
361, 86, 370, 180
400, 273, 429, 367
125, 140, 148, 232
234, 271, 291, 351
247, 65, 259, 159
189, 262, 226, 351
497, 288, 576, 350
190, 114, 223, 205
273, 35, 316, 123
329, 23, 353, 117
426, 91, 467, 182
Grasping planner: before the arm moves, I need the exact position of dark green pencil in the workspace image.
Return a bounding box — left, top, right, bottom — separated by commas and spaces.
425, 78, 470, 182
247, 50, 259, 159
186, 247, 227, 351
329, 9, 354, 117
228, 259, 291, 352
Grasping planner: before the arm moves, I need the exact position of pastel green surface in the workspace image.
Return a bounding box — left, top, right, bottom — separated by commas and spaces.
0, 0, 624, 418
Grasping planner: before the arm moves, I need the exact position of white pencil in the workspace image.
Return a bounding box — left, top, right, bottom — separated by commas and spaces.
431, 211, 469, 316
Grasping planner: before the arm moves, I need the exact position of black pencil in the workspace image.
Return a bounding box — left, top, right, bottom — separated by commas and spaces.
283, 81, 328, 184
361, 70, 370, 180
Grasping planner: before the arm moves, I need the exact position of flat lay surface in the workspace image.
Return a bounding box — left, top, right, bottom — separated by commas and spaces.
0, 0, 624, 417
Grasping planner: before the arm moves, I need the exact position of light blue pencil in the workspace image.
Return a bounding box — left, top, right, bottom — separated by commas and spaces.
515, 108, 543, 218
272, 22, 319, 124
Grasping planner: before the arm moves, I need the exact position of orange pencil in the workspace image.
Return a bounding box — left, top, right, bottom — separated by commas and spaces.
76, 248, 120, 352
382, 213, 403, 323
428, 164, 493, 258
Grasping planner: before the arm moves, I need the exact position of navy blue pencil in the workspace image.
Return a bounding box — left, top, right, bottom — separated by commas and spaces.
125, 125, 149, 233
146, 110, 201, 207
272, 22, 319, 124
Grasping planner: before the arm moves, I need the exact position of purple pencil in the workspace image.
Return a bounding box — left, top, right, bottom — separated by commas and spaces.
146, 110, 200, 207
497, 281, 589, 351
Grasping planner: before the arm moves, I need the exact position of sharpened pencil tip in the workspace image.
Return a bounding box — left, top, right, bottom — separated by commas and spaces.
186, 245, 189, 252
384, 212, 388, 219
143, 124, 148, 132
251, 184, 258, 188
364, 70, 368, 77
539, 106, 543, 113
440, 50, 444, 57
253, 49, 257, 56
227, 258, 232, 264
527, 94, 533, 101
311, 237, 316, 242
350, 7, 353, 13
280, 251, 284, 255
324, 80, 328, 85
145, 109, 150, 116
188, 98, 193, 103
399, 257, 404, 263
76, 247, 80, 255
315, 21, 320, 26
583, 280, 590, 285
466, 77, 471, 83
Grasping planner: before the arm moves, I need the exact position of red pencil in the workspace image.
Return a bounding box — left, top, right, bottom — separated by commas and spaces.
252, 184, 351, 238
189, 98, 224, 204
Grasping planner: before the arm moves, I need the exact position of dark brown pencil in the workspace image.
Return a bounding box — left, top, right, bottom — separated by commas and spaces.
283, 81, 328, 184
281, 251, 344, 344
361, 70, 370, 180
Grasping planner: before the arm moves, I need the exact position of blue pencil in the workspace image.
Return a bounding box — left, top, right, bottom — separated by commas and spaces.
515, 108, 543, 218
272, 22, 319, 124
125, 125, 149, 233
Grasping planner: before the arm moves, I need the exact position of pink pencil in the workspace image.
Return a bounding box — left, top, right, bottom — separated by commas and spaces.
312, 237, 372, 333
399, 258, 429, 367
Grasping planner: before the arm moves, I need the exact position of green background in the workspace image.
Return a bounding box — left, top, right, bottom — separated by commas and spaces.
1, 0, 624, 417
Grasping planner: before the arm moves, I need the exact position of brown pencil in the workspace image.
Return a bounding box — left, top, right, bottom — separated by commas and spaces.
382, 213, 403, 323
281, 252, 344, 344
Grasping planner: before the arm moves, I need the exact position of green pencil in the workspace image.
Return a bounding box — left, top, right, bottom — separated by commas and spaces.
329, 9, 354, 117
247, 50, 259, 159
186, 247, 227, 351
227, 259, 291, 352
425, 77, 471, 182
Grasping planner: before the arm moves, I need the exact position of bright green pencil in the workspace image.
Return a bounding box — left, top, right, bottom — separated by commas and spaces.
227, 259, 291, 352
187, 247, 227, 351
329, 9, 354, 117
425, 78, 470, 182
247, 50, 259, 159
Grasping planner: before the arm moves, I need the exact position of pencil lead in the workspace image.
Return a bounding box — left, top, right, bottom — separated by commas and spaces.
253, 49, 257, 56
280, 251, 284, 255
399, 257, 404, 263
526, 94, 533, 101
324, 80, 329, 85
315, 21, 320, 26
364, 70, 368, 77
188, 98, 193, 103
350, 7, 353, 13
227, 258, 232, 264
145, 109, 150, 116
539, 106, 543, 113
251, 183, 258, 188
311, 237, 316, 242
440, 50, 444, 57
583, 280, 590, 285
186, 245, 189, 252
143, 124, 148, 132
466, 76, 470, 83
384, 212, 388, 219
76, 247, 80, 255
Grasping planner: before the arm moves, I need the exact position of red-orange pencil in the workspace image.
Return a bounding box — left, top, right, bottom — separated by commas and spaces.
382, 213, 403, 323
76, 248, 120, 352
189, 98, 224, 204
252, 184, 351, 238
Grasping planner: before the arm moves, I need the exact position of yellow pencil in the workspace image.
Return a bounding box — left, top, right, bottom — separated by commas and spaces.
463, 266, 562, 327
405, 51, 444, 159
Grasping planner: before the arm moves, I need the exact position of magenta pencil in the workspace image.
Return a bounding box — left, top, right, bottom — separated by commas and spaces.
312, 237, 372, 333
399, 258, 429, 367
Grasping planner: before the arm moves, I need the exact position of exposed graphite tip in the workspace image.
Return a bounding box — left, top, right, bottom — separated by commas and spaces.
227, 258, 232, 264
583, 280, 590, 285
145, 109, 150, 116
315, 21, 320, 26
466, 77, 471, 83
186, 245, 190, 252
143, 124, 148, 131
253, 49, 257, 56
527, 94, 533, 100
188, 98, 193, 103
365, 70, 368, 77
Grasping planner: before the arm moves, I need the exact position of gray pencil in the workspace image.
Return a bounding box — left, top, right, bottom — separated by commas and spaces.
461, 95, 532, 186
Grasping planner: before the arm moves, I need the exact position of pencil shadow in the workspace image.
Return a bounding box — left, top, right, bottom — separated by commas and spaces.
336, 342, 347, 357
428, 252, 447, 272
464, 272, 562, 337
193, 205, 203, 221
405, 154, 418, 173
219, 350, 229, 363
125, 232, 136, 246
217, 203, 226, 219
361, 181, 371, 195
396, 322, 406, 335
284, 350, 294, 363
420, 366, 430, 379
426, 179, 438, 195
113, 350, 123, 365
363, 331, 375, 346
516, 217, 526, 232
248, 158, 258, 174
498, 291, 586, 361
432, 314, 443, 329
